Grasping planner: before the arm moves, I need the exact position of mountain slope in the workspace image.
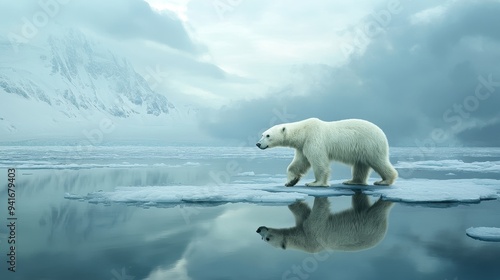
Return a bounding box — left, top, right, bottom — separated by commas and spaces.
1, 29, 174, 116
0, 29, 200, 143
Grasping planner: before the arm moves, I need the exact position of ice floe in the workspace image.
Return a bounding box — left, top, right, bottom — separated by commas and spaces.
362, 178, 500, 203
466, 227, 500, 242
64, 178, 500, 207
65, 184, 309, 206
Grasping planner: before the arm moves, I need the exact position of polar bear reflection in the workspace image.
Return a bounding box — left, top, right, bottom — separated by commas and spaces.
256, 194, 393, 253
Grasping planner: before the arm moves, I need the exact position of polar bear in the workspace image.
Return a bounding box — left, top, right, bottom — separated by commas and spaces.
256, 194, 393, 253
256, 118, 398, 187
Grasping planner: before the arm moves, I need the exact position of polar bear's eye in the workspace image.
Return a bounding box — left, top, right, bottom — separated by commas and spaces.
266, 134, 270, 138
266, 237, 270, 241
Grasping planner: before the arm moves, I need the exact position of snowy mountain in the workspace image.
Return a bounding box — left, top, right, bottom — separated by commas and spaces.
0, 29, 200, 143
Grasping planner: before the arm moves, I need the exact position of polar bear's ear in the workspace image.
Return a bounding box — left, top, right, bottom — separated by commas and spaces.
281, 127, 286, 133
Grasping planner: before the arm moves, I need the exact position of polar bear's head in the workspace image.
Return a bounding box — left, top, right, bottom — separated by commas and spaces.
256, 125, 286, 150
256, 226, 287, 249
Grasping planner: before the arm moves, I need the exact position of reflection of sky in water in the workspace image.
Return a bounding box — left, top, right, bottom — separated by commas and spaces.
0, 147, 499, 280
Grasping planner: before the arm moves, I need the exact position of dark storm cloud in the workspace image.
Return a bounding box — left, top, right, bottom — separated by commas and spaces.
0, 0, 201, 54
200, 0, 500, 147
64, 0, 202, 54
426, 1, 500, 55
457, 122, 500, 146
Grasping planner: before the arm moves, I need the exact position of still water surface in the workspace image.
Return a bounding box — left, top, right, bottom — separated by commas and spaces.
0, 146, 499, 280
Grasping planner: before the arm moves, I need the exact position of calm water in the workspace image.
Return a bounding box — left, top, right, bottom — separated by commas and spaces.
0, 146, 499, 280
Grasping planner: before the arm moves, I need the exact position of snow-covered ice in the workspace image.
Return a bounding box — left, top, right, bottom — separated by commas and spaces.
65, 184, 312, 206
363, 179, 500, 203
237, 171, 256, 176
64, 178, 500, 207
466, 227, 500, 242
394, 159, 500, 173
390, 147, 500, 159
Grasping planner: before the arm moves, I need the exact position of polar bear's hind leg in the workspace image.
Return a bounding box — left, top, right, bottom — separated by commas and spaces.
371, 160, 398, 186
343, 162, 370, 185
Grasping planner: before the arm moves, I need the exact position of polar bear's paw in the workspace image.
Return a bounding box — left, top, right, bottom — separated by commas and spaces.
343, 180, 368, 186
285, 177, 300, 187
374, 180, 391, 186
305, 181, 329, 187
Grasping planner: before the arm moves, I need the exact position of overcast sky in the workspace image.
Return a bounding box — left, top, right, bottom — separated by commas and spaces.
0, 0, 499, 146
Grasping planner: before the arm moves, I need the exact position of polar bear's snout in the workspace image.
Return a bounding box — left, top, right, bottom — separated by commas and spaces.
256, 226, 268, 234
256, 226, 269, 239
256, 142, 268, 150
257, 226, 268, 233
256, 140, 268, 149
257, 226, 287, 249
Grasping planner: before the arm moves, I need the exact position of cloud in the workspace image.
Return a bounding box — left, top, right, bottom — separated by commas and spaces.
0, 0, 201, 54
182, 0, 391, 86
199, 0, 500, 147
0, 0, 262, 111
71, 0, 202, 53
1, 0, 499, 145
457, 121, 500, 146
410, 2, 449, 25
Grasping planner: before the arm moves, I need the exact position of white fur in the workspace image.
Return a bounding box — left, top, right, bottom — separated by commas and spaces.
256, 195, 393, 253
256, 118, 398, 187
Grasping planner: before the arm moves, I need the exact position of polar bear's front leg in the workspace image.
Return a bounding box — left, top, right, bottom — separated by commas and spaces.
285, 150, 311, 187
288, 201, 311, 225
305, 156, 330, 187
310, 197, 331, 220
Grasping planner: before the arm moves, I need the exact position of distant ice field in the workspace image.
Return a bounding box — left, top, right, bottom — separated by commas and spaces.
2, 146, 500, 172
0, 145, 293, 169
